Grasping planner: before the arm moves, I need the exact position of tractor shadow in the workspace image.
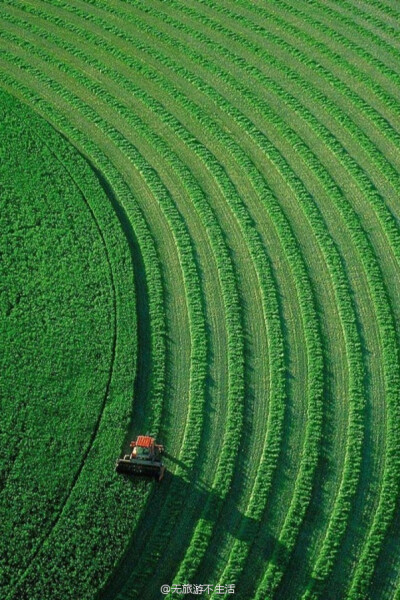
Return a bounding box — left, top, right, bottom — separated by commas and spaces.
100, 462, 289, 600
156, 467, 289, 550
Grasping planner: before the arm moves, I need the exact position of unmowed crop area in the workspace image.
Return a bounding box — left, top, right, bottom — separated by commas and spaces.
1, 1, 400, 599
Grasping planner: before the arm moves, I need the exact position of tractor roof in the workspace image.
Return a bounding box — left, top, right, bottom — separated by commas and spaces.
136, 435, 154, 448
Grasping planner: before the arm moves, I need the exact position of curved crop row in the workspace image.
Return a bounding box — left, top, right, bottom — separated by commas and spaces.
257, 0, 400, 106
0, 5, 316, 600
209, 5, 400, 594
285, 0, 400, 72
163, 0, 400, 218
327, 0, 400, 43
357, 0, 400, 26
218, 65, 399, 600
238, 0, 400, 143
0, 31, 208, 472
99, 102, 246, 600
178, 2, 400, 594
320, 0, 400, 44
139, 0, 400, 249
104, 12, 326, 596
8, 4, 384, 596
299, 2, 400, 593
15, 0, 400, 276
195, 0, 400, 169
198, 11, 397, 592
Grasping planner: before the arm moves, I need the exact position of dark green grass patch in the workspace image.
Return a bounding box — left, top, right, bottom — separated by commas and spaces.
0, 90, 141, 600
0, 88, 112, 590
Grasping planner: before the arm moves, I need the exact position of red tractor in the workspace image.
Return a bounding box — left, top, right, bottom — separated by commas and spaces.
115, 435, 165, 481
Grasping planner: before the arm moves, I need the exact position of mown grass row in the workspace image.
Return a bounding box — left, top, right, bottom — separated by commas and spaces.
287, 0, 400, 69
305, 180, 400, 600
0, 10, 235, 484
169, 0, 400, 283
240, 0, 400, 139
142, 115, 284, 600
99, 8, 326, 596
200, 10, 400, 595
193, 37, 400, 600
0, 68, 170, 600
146, 71, 288, 600
263, 0, 400, 151
0, 41, 204, 600
25, 54, 218, 597
313, 0, 400, 47
16, 8, 288, 591
262, 0, 400, 96
108, 1, 398, 596
54, 46, 249, 600
150, 0, 400, 216
278, 11, 400, 596
306, 2, 400, 592
356, 0, 400, 25
221, 4, 400, 594
29, 1, 400, 596
0, 9, 312, 600
97, 90, 246, 600
255, 3, 400, 241
17, 0, 400, 197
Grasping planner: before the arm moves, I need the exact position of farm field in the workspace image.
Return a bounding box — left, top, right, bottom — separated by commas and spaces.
1, 1, 400, 599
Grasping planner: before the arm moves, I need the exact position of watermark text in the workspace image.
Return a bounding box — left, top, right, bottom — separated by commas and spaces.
160, 583, 235, 595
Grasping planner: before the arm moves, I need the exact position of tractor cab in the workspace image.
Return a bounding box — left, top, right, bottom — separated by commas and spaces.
132, 445, 150, 458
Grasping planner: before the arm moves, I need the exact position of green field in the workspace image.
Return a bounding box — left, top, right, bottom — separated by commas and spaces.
1, 1, 400, 599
